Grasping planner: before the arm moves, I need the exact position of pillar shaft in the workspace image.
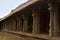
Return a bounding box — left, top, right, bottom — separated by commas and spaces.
16, 15, 23, 31
23, 15, 28, 32
11, 19, 15, 31
48, 1, 59, 36
8, 19, 11, 31
32, 10, 40, 34
9, 19, 12, 31
10, 17, 16, 31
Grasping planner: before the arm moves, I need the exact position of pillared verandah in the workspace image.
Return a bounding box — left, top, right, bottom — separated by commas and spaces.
0, 0, 60, 40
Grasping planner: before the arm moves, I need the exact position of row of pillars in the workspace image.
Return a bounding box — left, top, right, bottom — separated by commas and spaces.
23, 1, 60, 37
1, 1, 60, 37
23, 9, 40, 34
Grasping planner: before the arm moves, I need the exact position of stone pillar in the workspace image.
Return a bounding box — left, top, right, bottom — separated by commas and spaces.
8, 19, 10, 31
23, 15, 28, 32
4, 22, 7, 30
6, 20, 9, 31
10, 19, 13, 31
48, 1, 59, 37
13, 19, 16, 31
10, 17, 16, 31
8, 19, 11, 31
0, 23, 3, 31
16, 14, 23, 31
1, 23, 4, 30
32, 10, 40, 34
12, 15, 17, 31
10, 18, 13, 31
4, 22, 6, 30
6, 20, 8, 30
9, 18, 11, 31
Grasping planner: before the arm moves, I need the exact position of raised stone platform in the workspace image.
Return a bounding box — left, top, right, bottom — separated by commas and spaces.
3, 30, 48, 40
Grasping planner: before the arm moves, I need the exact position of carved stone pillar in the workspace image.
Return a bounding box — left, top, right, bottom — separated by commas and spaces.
11, 17, 16, 31
16, 14, 23, 31
23, 15, 28, 32
48, 1, 59, 37
13, 19, 16, 31
9, 18, 11, 31
6, 20, 8, 30
32, 10, 40, 34
8, 19, 11, 31
2, 23, 4, 30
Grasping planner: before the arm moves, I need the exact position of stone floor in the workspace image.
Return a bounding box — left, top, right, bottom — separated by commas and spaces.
0, 31, 60, 40
0, 31, 48, 40
0, 31, 25, 40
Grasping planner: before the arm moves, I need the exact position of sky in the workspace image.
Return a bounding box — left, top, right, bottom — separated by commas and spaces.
0, 0, 28, 18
